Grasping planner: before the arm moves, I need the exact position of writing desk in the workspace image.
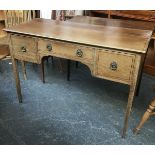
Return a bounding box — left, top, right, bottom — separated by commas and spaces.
4, 18, 153, 137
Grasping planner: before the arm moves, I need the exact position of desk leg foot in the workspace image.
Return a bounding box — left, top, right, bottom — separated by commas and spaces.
12, 58, 22, 103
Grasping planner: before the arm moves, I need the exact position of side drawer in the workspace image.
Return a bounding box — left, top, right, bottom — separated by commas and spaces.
95, 49, 136, 84
11, 35, 38, 63
38, 39, 95, 63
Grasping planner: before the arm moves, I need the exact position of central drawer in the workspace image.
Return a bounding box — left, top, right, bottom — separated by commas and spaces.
11, 35, 38, 63
38, 39, 95, 63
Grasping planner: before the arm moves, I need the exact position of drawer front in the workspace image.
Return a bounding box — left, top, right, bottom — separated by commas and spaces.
96, 49, 136, 84
11, 35, 38, 63
38, 39, 95, 63
38, 39, 54, 55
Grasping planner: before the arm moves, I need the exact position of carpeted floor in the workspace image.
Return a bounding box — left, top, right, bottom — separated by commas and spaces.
0, 58, 155, 144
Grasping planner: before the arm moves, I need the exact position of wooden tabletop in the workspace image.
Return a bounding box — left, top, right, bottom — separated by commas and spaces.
69, 16, 155, 31
4, 18, 153, 53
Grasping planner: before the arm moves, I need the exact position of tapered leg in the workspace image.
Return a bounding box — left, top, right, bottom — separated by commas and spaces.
133, 99, 155, 134
122, 84, 136, 138
12, 58, 22, 103
67, 59, 70, 81
41, 58, 45, 83
21, 61, 27, 80
122, 55, 141, 138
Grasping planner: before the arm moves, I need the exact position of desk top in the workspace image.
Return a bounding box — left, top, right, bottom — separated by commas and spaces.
4, 18, 153, 53
70, 16, 155, 31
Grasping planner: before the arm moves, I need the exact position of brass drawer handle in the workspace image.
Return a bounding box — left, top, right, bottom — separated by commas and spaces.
110, 61, 117, 71
76, 49, 83, 57
21, 46, 27, 52
46, 44, 52, 51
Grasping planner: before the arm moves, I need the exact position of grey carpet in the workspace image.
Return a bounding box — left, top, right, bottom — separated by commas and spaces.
0, 58, 155, 144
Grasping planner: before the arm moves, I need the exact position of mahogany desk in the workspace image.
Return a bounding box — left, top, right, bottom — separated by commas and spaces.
4, 18, 153, 137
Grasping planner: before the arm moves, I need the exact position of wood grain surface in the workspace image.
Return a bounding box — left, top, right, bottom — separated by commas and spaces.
4, 18, 152, 53
69, 16, 155, 30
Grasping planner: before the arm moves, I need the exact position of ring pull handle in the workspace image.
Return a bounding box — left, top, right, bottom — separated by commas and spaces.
21, 46, 27, 52
110, 61, 117, 71
46, 44, 52, 51
76, 49, 83, 57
